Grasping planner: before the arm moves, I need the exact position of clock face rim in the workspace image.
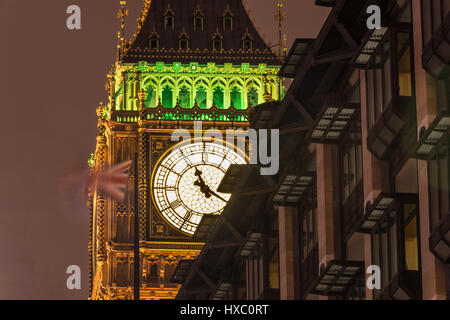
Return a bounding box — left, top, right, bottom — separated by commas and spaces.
150, 138, 247, 236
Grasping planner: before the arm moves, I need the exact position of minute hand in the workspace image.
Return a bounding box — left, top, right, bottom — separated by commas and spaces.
206, 188, 227, 203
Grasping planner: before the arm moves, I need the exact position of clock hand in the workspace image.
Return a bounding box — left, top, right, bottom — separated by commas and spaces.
193, 167, 227, 202
206, 188, 227, 203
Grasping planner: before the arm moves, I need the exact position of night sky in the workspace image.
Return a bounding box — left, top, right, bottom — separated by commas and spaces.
0, 0, 329, 299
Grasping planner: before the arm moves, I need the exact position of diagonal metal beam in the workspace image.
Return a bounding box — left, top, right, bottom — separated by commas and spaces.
313, 49, 355, 65
334, 22, 358, 50
207, 239, 241, 249
289, 95, 314, 124
192, 263, 216, 290
223, 219, 244, 243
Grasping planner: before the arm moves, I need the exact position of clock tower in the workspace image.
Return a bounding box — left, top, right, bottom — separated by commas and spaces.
89, 0, 281, 300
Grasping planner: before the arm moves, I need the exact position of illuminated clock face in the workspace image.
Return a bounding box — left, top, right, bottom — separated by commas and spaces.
152, 141, 246, 235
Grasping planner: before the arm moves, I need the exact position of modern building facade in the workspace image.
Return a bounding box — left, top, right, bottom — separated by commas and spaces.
175, 0, 450, 300
88, 0, 281, 300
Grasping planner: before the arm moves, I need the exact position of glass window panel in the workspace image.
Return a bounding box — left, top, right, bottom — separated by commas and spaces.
230, 87, 242, 109
150, 38, 158, 50
213, 87, 224, 109
268, 237, 280, 289
372, 233, 380, 274
259, 254, 264, 296
243, 40, 252, 52
162, 86, 173, 108
179, 86, 190, 108
247, 87, 259, 107
356, 143, 363, 183
196, 87, 207, 108
165, 16, 173, 30
380, 229, 389, 288
383, 45, 392, 107
246, 259, 252, 299
389, 217, 398, 278
343, 152, 349, 200
349, 144, 356, 190
374, 57, 383, 117
195, 17, 202, 31
180, 39, 188, 51
302, 213, 308, 260
429, 159, 441, 229
313, 207, 317, 244
145, 87, 156, 107
403, 206, 419, 271
397, 32, 412, 96
308, 210, 314, 254
366, 69, 375, 130
213, 40, 222, 52
224, 17, 232, 30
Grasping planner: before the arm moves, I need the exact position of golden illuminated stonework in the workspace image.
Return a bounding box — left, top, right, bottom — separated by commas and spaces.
89, 0, 281, 300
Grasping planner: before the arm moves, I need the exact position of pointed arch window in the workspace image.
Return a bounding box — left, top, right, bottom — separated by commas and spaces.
195, 87, 207, 109
212, 31, 223, 52
149, 27, 159, 50
164, 4, 175, 31
144, 86, 156, 108
247, 87, 259, 107
242, 29, 253, 52
230, 87, 242, 109
243, 38, 252, 52
213, 87, 224, 109
164, 263, 175, 284
162, 86, 173, 108
193, 5, 204, 31
179, 30, 190, 51
149, 37, 159, 50
179, 85, 191, 108
223, 5, 233, 30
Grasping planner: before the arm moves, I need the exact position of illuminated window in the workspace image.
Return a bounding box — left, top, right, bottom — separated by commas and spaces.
397, 32, 412, 96
195, 87, 207, 108
365, 26, 413, 131
230, 87, 242, 109
162, 86, 173, 108
403, 204, 419, 271
213, 87, 224, 109
144, 86, 156, 108
369, 194, 420, 298
268, 237, 279, 289
179, 86, 190, 108
247, 87, 258, 107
